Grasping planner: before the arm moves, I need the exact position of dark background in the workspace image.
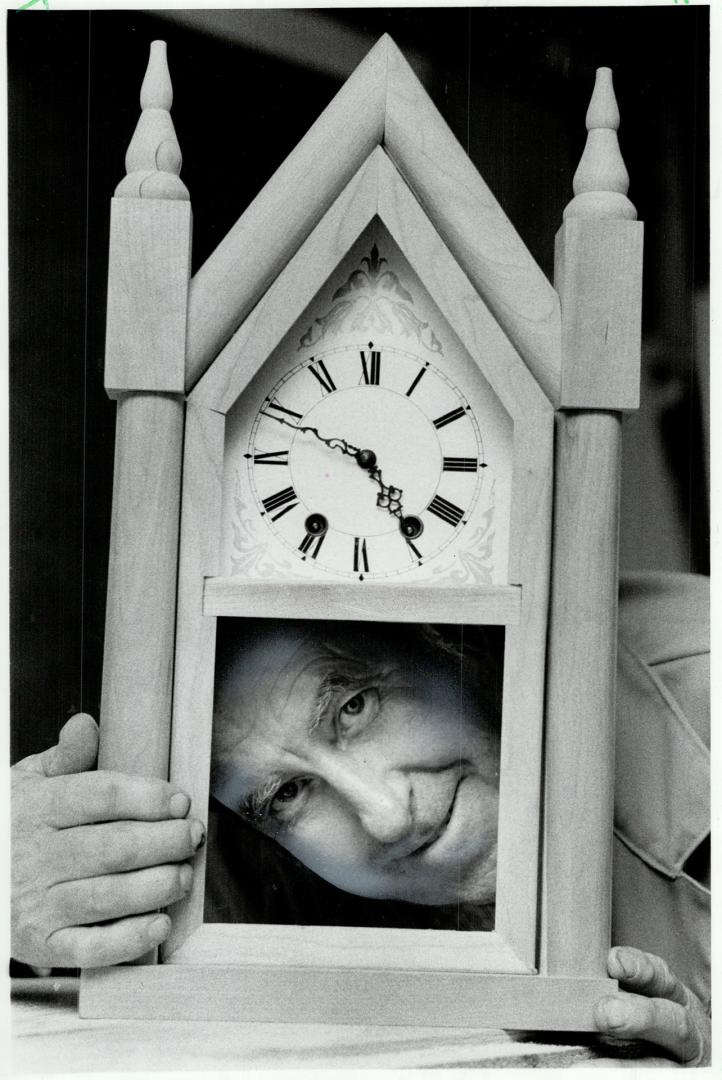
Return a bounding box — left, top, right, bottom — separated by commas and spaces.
8, 6, 709, 763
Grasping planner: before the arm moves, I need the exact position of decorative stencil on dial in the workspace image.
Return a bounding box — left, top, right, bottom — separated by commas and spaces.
222, 224, 512, 585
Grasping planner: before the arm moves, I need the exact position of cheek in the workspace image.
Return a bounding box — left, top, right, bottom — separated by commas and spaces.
378, 685, 480, 756
274, 797, 387, 897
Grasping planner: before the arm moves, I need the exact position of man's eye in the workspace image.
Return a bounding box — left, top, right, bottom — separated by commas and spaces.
337, 688, 379, 732
269, 778, 309, 820
341, 692, 365, 716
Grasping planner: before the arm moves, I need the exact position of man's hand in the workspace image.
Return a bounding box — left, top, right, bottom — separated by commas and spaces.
12, 713, 205, 970
594, 946, 711, 1066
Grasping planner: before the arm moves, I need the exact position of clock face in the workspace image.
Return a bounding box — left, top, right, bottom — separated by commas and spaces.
245, 343, 485, 579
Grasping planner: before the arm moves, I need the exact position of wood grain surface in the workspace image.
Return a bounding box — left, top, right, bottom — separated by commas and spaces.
162, 404, 225, 958
202, 577, 522, 624
104, 199, 192, 396
167, 924, 532, 972
541, 412, 621, 978
80, 965, 616, 1029
98, 392, 185, 778
555, 218, 643, 409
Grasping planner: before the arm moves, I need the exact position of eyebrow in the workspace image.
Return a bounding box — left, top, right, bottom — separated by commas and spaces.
236, 664, 375, 822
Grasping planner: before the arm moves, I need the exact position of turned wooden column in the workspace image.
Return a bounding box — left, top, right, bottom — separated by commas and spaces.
99, 41, 192, 778
542, 69, 643, 977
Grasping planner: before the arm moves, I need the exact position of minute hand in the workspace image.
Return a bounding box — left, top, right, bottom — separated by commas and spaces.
259, 411, 404, 520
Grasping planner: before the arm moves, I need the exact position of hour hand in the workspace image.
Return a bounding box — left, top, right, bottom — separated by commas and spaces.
355, 452, 405, 522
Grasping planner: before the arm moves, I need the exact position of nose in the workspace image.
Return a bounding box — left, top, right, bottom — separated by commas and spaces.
323, 757, 413, 844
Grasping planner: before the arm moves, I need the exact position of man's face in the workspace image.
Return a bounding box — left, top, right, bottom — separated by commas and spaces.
211, 624, 500, 906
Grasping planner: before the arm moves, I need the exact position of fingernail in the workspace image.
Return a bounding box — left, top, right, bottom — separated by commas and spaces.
615, 946, 639, 978
169, 792, 191, 818
148, 915, 170, 943
190, 821, 206, 849
603, 997, 631, 1029
179, 864, 193, 893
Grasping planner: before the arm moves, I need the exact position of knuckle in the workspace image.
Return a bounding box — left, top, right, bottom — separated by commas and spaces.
105, 822, 143, 870
653, 955, 673, 989
12, 908, 52, 965
673, 1008, 693, 1049
44, 928, 82, 968
169, 863, 192, 899
98, 776, 121, 819
67, 936, 95, 969
85, 876, 116, 919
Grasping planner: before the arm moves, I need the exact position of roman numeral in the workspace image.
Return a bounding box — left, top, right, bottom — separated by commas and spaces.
308, 358, 336, 394
353, 537, 369, 574
262, 486, 298, 521
299, 529, 326, 559
442, 456, 478, 472
251, 450, 289, 466
427, 494, 464, 527
405, 366, 427, 397
360, 349, 381, 385
405, 537, 423, 562
266, 400, 303, 421
433, 406, 466, 430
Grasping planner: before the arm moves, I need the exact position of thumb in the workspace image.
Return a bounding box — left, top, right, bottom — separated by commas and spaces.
40, 713, 99, 776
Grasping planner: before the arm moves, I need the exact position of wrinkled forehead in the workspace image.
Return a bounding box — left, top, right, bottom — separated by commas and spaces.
213, 621, 393, 739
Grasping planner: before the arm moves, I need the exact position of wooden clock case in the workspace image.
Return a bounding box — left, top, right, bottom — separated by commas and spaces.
80, 35, 643, 1028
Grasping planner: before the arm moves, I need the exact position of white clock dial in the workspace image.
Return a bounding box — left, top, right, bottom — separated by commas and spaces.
246, 343, 486, 579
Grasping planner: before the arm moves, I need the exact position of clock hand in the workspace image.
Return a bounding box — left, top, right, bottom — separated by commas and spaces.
259, 411, 407, 524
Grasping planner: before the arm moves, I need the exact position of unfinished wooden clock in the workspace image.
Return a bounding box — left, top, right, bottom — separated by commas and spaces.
81, 36, 643, 1028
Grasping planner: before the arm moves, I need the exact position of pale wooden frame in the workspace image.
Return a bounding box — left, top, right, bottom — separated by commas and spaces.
80, 36, 622, 1026
81, 151, 605, 1026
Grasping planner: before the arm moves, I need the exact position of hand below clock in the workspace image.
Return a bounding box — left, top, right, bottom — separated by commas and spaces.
259, 411, 423, 538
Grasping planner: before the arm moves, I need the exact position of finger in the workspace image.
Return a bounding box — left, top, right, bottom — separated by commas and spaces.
42, 714, 99, 777
44, 771, 191, 828
50, 818, 205, 879
51, 863, 193, 926
594, 993, 702, 1064
607, 946, 688, 1006
47, 913, 171, 968
13, 713, 99, 778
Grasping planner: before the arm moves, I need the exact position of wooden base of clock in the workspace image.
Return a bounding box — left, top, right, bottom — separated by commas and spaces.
80, 967, 616, 1030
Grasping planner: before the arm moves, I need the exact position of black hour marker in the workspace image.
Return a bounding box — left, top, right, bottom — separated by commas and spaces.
262, 486, 298, 521
308, 358, 336, 394
442, 456, 479, 472
266, 400, 303, 421
405, 366, 427, 397
427, 494, 465, 527
353, 536, 369, 574
433, 406, 466, 430
249, 450, 289, 466
360, 348, 381, 386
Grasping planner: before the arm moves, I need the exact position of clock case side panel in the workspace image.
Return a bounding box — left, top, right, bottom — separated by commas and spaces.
162, 402, 225, 956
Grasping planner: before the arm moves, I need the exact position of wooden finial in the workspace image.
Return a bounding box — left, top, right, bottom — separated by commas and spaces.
140, 40, 174, 110
563, 68, 636, 220
115, 41, 189, 200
